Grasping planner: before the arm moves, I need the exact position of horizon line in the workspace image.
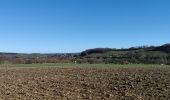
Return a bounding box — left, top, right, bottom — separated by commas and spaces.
0, 43, 169, 54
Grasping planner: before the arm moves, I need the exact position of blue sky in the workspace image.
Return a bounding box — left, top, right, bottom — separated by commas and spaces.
0, 0, 169, 53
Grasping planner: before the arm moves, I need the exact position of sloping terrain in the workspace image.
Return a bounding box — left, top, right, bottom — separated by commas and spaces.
78, 44, 170, 64
0, 44, 170, 64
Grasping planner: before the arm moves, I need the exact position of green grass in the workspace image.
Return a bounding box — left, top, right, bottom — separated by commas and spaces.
0, 63, 170, 69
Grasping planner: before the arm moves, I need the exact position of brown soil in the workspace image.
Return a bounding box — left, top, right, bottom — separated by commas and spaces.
0, 67, 170, 100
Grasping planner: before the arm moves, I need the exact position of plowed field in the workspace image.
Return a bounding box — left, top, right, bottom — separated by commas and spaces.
0, 67, 170, 100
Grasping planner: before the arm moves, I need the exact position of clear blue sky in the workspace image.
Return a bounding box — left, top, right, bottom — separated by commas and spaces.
0, 0, 169, 53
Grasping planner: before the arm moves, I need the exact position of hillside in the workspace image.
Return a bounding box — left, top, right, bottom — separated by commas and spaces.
77, 44, 170, 64
0, 44, 170, 65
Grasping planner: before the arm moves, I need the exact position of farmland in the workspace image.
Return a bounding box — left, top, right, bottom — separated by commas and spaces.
0, 44, 170, 65
0, 64, 170, 99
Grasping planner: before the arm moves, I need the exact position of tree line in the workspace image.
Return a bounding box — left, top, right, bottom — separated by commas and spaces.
0, 44, 170, 65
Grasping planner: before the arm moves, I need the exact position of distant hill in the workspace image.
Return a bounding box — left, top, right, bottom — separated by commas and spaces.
0, 44, 170, 65
152, 44, 170, 53
78, 44, 170, 64
81, 43, 170, 55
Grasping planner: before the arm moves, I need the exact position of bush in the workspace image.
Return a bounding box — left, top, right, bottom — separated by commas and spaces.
25, 59, 33, 64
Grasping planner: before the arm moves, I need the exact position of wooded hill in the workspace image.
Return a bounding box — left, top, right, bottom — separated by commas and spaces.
77, 44, 170, 64
0, 44, 170, 64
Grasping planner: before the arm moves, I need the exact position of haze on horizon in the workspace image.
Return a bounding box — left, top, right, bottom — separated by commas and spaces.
0, 0, 169, 53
